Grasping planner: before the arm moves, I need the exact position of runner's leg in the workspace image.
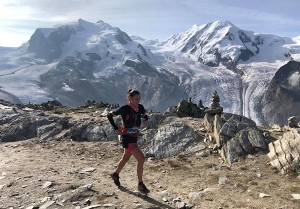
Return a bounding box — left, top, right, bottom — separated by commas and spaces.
131, 147, 145, 182
115, 148, 132, 174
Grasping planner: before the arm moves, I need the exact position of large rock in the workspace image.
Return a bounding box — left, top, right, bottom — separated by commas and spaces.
213, 114, 225, 147
268, 128, 300, 173
203, 113, 215, 132
0, 112, 22, 125
147, 113, 164, 129
69, 121, 115, 141
0, 114, 55, 142
37, 123, 63, 141
211, 113, 257, 148
144, 121, 199, 158
204, 112, 267, 164
176, 99, 203, 118
220, 127, 266, 164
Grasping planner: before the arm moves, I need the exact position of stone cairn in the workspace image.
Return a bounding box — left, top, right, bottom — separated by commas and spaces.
204, 91, 223, 115
198, 99, 204, 109
203, 91, 268, 164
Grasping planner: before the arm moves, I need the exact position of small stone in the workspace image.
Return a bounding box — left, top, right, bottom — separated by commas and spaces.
41, 196, 51, 203
218, 176, 228, 185
259, 193, 271, 198
176, 202, 186, 209
80, 167, 96, 174
212, 163, 219, 170
25, 206, 38, 209
247, 154, 255, 159
148, 157, 155, 162
56, 202, 65, 207
82, 184, 93, 191
81, 205, 102, 209
173, 197, 181, 202
291, 193, 300, 200
39, 201, 55, 209
7, 182, 14, 187
42, 181, 53, 189
84, 198, 92, 206
102, 203, 115, 208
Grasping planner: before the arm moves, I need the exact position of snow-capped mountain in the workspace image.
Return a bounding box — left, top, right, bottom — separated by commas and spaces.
159, 21, 293, 70
0, 19, 300, 125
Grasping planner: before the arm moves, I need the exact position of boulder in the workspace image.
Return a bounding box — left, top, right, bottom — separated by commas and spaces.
144, 121, 199, 158
220, 127, 266, 164
213, 114, 226, 147
176, 99, 203, 118
204, 112, 267, 164
69, 121, 115, 141
37, 123, 63, 141
268, 128, 300, 173
147, 113, 164, 129
164, 106, 177, 116
203, 113, 215, 132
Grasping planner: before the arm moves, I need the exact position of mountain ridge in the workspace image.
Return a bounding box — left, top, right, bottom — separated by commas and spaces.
0, 19, 300, 125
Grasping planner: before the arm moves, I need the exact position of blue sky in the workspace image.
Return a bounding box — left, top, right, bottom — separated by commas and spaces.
0, 0, 300, 47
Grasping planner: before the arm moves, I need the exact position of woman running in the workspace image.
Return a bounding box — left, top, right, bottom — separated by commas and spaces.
107, 89, 150, 194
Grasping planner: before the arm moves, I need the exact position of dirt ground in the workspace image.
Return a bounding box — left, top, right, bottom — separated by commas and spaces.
0, 135, 300, 209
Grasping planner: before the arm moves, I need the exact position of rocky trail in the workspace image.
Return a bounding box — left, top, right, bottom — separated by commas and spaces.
0, 101, 300, 208
1, 137, 300, 209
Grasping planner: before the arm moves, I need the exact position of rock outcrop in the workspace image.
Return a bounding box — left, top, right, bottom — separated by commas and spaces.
164, 98, 205, 118
261, 61, 300, 126
204, 112, 268, 164
0, 102, 111, 142
201, 91, 269, 164
268, 128, 300, 174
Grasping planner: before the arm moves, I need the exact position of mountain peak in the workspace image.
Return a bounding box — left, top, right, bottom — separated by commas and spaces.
78, 18, 94, 26
161, 20, 261, 68
26, 18, 135, 62
211, 20, 235, 27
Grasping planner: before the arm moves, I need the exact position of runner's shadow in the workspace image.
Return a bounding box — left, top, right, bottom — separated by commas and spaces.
118, 186, 175, 209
